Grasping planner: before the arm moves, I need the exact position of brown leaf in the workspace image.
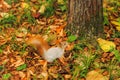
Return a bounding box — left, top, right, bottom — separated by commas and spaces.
102, 52, 109, 58
39, 60, 47, 66
86, 70, 109, 80
117, 46, 120, 50
40, 71, 48, 80
48, 66, 58, 78
114, 38, 120, 46
64, 74, 71, 79
11, 71, 21, 80
31, 0, 37, 3
65, 43, 74, 51
10, 56, 25, 67
19, 71, 26, 79
22, 77, 27, 80
0, 0, 11, 11
102, 71, 109, 76
32, 12, 40, 19
59, 56, 68, 65
0, 36, 7, 46
0, 56, 9, 65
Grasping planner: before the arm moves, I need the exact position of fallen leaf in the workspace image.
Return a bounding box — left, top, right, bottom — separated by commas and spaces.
64, 74, 71, 79
65, 43, 74, 51
18, 71, 26, 79
38, 5, 46, 14
48, 66, 58, 78
0, 0, 11, 10
57, 0, 64, 5
2, 73, 11, 80
41, 71, 48, 80
86, 70, 109, 80
0, 12, 10, 18
21, 2, 30, 9
39, 60, 47, 66
0, 36, 7, 46
16, 64, 27, 71
31, 0, 37, 3
111, 21, 120, 31
10, 56, 25, 67
59, 56, 68, 65
32, 12, 40, 19
97, 38, 116, 52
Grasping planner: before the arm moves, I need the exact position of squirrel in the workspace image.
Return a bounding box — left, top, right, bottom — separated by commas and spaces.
26, 34, 68, 62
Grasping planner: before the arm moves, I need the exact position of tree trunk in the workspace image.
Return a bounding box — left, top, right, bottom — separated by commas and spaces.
67, 0, 103, 39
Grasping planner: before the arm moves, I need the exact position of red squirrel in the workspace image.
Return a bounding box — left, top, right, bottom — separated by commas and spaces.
26, 34, 67, 62
26, 35, 50, 56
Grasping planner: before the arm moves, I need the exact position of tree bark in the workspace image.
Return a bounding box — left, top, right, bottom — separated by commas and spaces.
67, 0, 103, 39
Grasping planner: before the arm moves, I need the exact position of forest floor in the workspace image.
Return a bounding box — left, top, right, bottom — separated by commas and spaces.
0, 0, 120, 80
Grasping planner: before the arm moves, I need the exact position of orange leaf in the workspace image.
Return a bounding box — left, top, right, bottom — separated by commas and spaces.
65, 43, 74, 51
22, 77, 27, 80
39, 60, 47, 66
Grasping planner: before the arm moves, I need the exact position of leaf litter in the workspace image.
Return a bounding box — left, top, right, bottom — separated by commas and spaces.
0, 0, 120, 80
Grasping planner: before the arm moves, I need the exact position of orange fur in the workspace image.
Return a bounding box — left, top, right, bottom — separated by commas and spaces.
26, 35, 50, 56
26, 34, 67, 62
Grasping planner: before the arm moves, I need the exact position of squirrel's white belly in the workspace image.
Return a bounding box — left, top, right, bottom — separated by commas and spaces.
44, 47, 64, 62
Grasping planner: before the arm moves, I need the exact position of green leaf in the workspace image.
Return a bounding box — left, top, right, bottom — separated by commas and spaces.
74, 44, 86, 50
112, 31, 120, 38
2, 73, 11, 80
104, 16, 109, 25
0, 15, 17, 26
60, 5, 67, 12
112, 50, 120, 62
0, 66, 4, 71
16, 64, 27, 71
0, 49, 3, 53
103, 8, 109, 25
68, 35, 77, 42
5, 0, 12, 5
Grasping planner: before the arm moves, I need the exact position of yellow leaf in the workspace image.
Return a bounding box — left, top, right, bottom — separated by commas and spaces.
111, 21, 120, 26
107, 7, 114, 11
0, 12, 10, 18
111, 21, 120, 31
86, 70, 109, 80
21, 2, 30, 9
97, 38, 116, 52
57, 0, 64, 5
38, 5, 46, 14
116, 26, 120, 31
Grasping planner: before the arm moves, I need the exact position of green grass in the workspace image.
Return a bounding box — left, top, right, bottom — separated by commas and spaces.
2, 73, 11, 80
72, 51, 96, 79
0, 14, 17, 28
21, 9, 36, 24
